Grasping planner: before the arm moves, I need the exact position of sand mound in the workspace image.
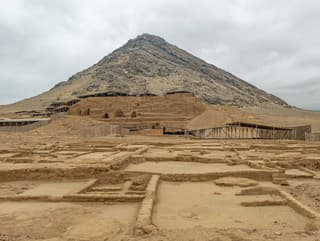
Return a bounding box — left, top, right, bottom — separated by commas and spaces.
25, 115, 118, 140
245, 105, 320, 132
186, 105, 261, 130
0, 116, 100, 145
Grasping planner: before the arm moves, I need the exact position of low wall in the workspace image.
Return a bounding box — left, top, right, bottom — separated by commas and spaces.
135, 175, 160, 235
126, 170, 278, 182
0, 120, 50, 132
238, 186, 320, 219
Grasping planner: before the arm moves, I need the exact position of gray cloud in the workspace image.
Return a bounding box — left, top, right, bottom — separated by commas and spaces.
0, 0, 319, 110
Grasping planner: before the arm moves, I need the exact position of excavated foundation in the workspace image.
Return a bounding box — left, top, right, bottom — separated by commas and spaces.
0, 139, 320, 240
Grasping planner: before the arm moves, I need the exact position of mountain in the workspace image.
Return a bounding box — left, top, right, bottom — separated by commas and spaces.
0, 33, 288, 112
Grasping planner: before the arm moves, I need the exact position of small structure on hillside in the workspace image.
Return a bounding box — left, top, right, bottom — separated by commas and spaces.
165, 91, 194, 97
14, 110, 51, 118
66, 99, 80, 106
15, 110, 41, 115
45, 99, 80, 115
138, 93, 157, 96
78, 92, 131, 99
54, 106, 70, 113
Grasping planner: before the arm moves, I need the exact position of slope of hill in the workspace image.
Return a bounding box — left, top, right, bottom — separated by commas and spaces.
244, 104, 320, 132
0, 33, 288, 113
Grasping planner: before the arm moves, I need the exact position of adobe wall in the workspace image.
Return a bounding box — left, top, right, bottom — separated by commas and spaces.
68, 95, 206, 121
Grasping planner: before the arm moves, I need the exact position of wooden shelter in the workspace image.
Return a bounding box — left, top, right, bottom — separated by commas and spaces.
188, 122, 311, 140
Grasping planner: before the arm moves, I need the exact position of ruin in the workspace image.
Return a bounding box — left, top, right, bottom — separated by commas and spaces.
0, 137, 320, 240
44, 99, 80, 116
0, 93, 319, 240
0, 98, 319, 241
1, 31, 320, 241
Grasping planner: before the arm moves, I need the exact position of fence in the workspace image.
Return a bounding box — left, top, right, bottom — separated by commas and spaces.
189, 126, 292, 139
188, 123, 311, 140
78, 125, 129, 138
305, 133, 320, 141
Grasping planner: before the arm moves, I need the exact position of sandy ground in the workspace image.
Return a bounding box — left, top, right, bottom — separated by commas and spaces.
0, 202, 138, 241
0, 124, 320, 240
154, 182, 306, 230
285, 179, 320, 212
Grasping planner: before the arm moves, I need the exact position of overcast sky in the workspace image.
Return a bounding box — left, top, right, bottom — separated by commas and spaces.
1, 0, 320, 110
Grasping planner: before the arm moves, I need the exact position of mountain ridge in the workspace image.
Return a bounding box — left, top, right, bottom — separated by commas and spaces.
0, 33, 288, 112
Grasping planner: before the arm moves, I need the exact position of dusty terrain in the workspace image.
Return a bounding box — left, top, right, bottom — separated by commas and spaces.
0, 126, 320, 241
0, 93, 319, 241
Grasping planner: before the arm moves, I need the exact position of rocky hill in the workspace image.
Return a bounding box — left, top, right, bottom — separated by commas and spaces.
0, 33, 288, 112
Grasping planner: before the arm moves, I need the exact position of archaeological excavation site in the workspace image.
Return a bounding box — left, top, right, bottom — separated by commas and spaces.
1, 34, 320, 241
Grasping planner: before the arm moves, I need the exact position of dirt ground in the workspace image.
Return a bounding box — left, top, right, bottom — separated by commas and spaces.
0, 129, 319, 241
